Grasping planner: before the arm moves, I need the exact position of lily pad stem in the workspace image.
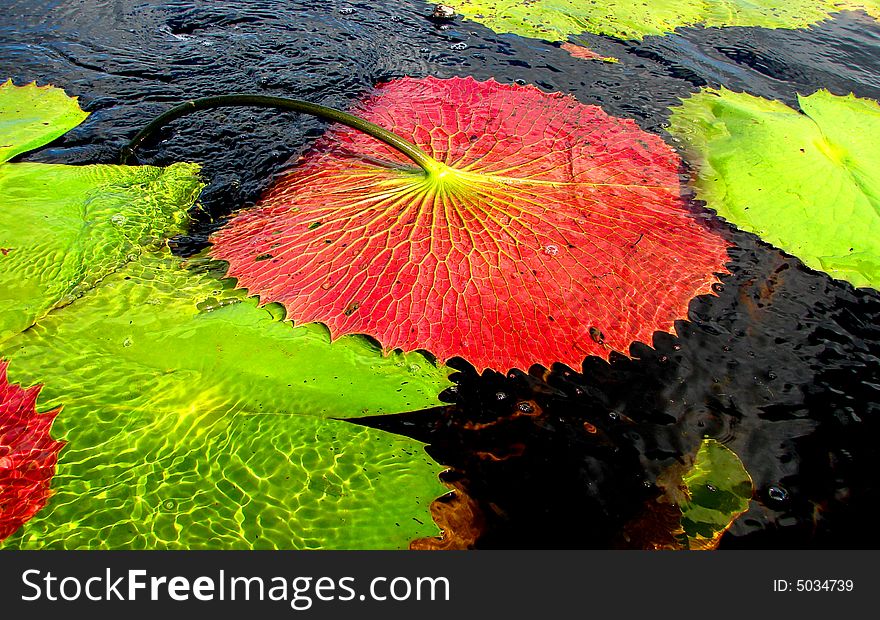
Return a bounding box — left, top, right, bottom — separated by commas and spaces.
120, 94, 439, 175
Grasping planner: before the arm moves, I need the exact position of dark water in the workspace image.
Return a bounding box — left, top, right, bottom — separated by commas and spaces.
2, 0, 879, 548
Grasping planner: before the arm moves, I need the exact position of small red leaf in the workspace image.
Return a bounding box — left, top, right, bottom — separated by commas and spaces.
212, 76, 729, 372
0, 360, 63, 541
561, 42, 618, 63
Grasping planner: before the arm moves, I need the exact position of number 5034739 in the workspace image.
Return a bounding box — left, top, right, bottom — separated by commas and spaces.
773, 580, 854, 592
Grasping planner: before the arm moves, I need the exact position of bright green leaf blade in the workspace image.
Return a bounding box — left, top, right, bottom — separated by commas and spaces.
0, 80, 90, 163
839, 0, 880, 18
680, 439, 753, 549
669, 87, 880, 290
0, 161, 202, 343
441, 0, 870, 42
0, 251, 450, 548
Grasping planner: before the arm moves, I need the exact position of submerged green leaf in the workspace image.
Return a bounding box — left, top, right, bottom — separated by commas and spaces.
0, 251, 450, 549
441, 0, 878, 42
669, 88, 880, 290
618, 438, 752, 550
0, 162, 201, 342
679, 439, 753, 549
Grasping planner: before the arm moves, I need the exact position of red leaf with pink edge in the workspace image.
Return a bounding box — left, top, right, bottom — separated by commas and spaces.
212, 76, 729, 372
0, 360, 63, 541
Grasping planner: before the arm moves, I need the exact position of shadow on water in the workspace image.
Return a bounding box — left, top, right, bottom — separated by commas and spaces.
2, 0, 878, 548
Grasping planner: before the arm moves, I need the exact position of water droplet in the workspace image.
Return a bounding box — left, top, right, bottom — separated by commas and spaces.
162, 499, 176, 510
495, 391, 507, 401
338, 6, 355, 15
706, 484, 717, 492
122, 337, 132, 348
111, 214, 127, 226
321, 280, 333, 290
517, 401, 534, 414
449, 41, 467, 50
544, 244, 559, 256
768, 486, 789, 502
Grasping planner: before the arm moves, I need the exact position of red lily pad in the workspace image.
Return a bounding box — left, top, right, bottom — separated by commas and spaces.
0, 360, 63, 541
212, 76, 729, 372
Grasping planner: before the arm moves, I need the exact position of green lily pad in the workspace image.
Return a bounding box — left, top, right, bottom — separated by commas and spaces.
441, 0, 878, 42
1, 251, 449, 548
0, 80, 202, 344
680, 439, 753, 549
669, 87, 880, 290
0, 81, 452, 548
0, 80, 89, 163
839, 0, 879, 18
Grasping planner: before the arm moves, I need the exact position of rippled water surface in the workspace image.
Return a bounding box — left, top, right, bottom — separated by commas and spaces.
2, 0, 879, 548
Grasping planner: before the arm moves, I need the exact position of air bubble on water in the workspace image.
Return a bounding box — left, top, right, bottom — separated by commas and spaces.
339, 7, 355, 15
111, 214, 127, 226
449, 41, 467, 50
768, 485, 789, 502
122, 337, 132, 348
544, 244, 559, 256
495, 391, 507, 401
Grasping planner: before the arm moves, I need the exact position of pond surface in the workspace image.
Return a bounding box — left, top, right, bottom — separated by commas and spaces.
2, 0, 879, 548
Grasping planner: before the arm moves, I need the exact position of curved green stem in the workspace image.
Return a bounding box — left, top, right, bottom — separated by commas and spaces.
120, 94, 439, 175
